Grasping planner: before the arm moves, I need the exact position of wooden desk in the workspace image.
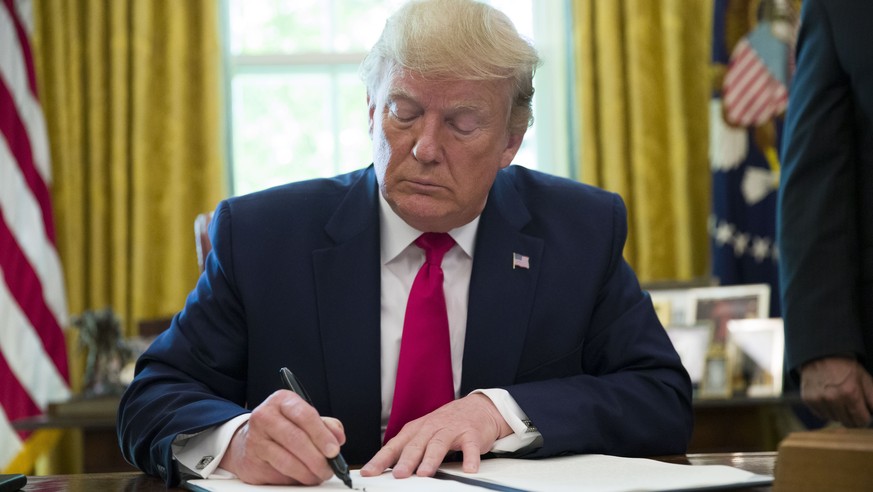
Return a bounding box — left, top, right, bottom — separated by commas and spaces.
691, 395, 804, 452
21, 453, 777, 491
12, 398, 134, 474
666, 453, 777, 492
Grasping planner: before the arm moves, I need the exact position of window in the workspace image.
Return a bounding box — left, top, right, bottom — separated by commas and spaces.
223, 0, 571, 196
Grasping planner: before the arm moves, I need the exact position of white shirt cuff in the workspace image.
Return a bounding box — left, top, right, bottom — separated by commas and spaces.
472, 388, 541, 453
172, 413, 250, 478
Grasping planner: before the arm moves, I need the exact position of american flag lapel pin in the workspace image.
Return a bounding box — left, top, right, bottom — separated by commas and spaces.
512, 252, 530, 270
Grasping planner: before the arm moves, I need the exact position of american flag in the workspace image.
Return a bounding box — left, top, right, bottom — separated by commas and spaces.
512, 252, 529, 270
722, 23, 789, 127
1, 0, 71, 471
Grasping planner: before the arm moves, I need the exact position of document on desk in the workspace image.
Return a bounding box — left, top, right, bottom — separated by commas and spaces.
186, 471, 477, 491
437, 454, 773, 491
185, 454, 773, 492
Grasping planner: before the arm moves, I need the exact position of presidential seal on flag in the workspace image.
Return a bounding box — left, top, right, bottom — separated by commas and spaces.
708, 0, 800, 318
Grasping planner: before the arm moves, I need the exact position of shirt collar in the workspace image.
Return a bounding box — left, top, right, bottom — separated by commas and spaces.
378, 191, 479, 263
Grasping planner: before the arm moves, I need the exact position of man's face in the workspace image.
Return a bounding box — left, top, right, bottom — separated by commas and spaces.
368, 70, 524, 232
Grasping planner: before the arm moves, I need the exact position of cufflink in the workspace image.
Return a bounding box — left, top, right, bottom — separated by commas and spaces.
522, 419, 538, 433
196, 456, 215, 470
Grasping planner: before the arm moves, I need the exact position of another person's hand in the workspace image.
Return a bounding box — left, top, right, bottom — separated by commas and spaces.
800, 356, 873, 427
218, 390, 346, 485
359, 393, 513, 479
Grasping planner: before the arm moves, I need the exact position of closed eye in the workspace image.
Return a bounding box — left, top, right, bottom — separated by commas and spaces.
388, 99, 420, 123
449, 122, 476, 135
449, 114, 480, 134
391, 111, 418, 123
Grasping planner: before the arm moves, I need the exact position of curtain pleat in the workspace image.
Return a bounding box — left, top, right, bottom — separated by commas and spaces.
572, 0, 712, 283
32, 0, 226, 338
27, 0, 224, 474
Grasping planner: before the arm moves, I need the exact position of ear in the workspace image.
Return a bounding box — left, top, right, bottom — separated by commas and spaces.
499, 131, 526, 169
367, 94, 375, 137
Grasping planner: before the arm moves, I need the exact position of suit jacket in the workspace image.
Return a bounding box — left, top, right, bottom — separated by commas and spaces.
778, 0, 873, 377
118, 165, 692, 485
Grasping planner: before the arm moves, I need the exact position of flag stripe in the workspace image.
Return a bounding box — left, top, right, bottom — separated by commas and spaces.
0, 215, 69, 381
0, 406, 24, 472
728, 66, 769, 122
726, 52, 766, 106
0, 79, 55, 244
0, 136, 68, 330
0, 276, 71, 411
2, 0, 37, 95
0, 3, 53, 186
722, 44, 756, 96
722, 42, 753, 89
0, 347, 40, 425
723, 37, 789, 127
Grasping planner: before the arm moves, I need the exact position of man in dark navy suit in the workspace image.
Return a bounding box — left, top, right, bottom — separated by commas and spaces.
778, 0, 873, 428
118, 0, 692, 486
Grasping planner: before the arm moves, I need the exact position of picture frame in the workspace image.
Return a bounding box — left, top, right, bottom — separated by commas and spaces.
726, 318, 785, 397
648, 288, 696, 326
699, 348, 734, 399
665, 321, 714, 388
687, 284, 770, 345
651, 298, 673, 327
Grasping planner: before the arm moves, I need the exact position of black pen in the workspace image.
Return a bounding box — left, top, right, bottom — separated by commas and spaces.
279, 367, 353, 489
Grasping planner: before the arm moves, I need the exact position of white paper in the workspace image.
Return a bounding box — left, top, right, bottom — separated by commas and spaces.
186, 470, 479, 491
186, 455, 773, 492
439, 455, 772, 492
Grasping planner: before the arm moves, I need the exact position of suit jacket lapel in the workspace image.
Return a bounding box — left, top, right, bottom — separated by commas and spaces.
461, 171, 543, 394
312, 168, 383, 459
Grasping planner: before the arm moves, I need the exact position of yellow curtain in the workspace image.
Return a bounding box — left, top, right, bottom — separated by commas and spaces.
18, 0, 225, 475
31, 0, 226, 339
572, 0, 712, 283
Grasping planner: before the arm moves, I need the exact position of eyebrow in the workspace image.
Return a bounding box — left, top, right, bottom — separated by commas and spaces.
386, 88, 487, 115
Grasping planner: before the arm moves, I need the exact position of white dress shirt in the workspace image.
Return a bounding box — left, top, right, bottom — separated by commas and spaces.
173, 193, 540, 479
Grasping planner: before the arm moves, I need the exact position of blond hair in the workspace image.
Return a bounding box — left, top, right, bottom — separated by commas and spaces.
360, 0, 540, 133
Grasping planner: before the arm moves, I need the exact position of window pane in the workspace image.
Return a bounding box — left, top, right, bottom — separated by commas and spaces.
231, 71, 371, 196
333, 0, 407, 51
336, 72, 373, 171
229, 0, 327, 54
487, 0, 533, 40
229, 0, 406, 55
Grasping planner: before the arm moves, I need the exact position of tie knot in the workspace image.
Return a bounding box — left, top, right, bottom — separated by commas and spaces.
415, 232, 455, 265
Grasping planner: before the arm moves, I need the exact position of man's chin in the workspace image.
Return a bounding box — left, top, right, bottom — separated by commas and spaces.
391, 198, 457, 232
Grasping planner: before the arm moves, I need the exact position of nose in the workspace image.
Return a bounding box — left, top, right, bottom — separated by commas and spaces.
412, 116, 442, 164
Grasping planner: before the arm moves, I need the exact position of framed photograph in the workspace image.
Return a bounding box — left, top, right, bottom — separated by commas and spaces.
727, 318, 784, 397
687, 284, 770, 345
648, 288, 695, 326
651, 298, 673, 326
665, 321, 714, 388
699, 348, 734, 398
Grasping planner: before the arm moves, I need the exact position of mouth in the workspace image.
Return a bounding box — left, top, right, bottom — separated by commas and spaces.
404, 179, 443, 193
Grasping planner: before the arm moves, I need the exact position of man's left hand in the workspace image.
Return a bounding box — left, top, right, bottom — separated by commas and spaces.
359, 393, 513, 478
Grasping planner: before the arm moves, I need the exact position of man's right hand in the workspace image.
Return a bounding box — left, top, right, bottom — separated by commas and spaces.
217, 390, 346, 485
800, 356, 873, 428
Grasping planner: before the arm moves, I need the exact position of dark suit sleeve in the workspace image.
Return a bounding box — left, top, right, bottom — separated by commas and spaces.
506, 194, 693, 458
777, 0, 867, 374
117, 201, 251, 486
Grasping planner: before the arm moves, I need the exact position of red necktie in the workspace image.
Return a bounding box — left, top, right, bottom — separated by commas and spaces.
384, 232, 455, 442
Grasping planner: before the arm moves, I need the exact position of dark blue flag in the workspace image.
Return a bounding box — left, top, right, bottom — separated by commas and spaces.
709, 0, 799, 317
